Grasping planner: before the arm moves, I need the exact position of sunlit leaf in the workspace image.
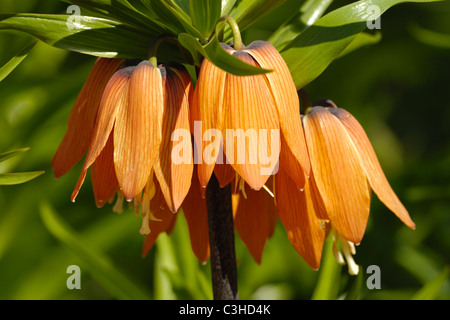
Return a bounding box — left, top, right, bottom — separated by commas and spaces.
281, 0, 443, 90
0, 148, 30, 163
409, 22, 450, 49
411, 267, 449, 300
39, 202, 151, 300
65, 0, 165, 32
269, 0, 334, 49
0, 171, 44, 185
230, 0, 288, 32
0, 14, 151, 58
311, 235, 341, 300
141, 0, 206, 43
189, 0, 221, 37
0, 41, 36, 82
338, 31, 382, 58
178, 32, 270, 75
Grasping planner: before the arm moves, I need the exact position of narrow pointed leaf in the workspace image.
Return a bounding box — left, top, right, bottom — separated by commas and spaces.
189, 0, 221, 37
39, 202, 151, 300
178, 33, 270, 75
281, 0, 442, 90
0, 14, 152, 58
0, 148, 30, 163
0, 171, 44, 185
230, 0, 287, 33
0, 41, 36, 82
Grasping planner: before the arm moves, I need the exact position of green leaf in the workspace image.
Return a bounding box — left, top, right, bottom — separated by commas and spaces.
409, 22, 450, 49
222, 0, 238, 16
189, 0, 221, 37
268, 0, 334, 49
141, 0, 206, 43
0, 148, 30, 163
411, 267, 449, 300
0, 171, 44, 185
231, 0, 288, 32
179, 33, 270, 76
0, 13, 151, 58
0, 41, 36, 82
338, 31, 382, 58
311, 235, 342, 300
281, 0, 443, 90
39, 201, 151, 300
65, 0, 166, 33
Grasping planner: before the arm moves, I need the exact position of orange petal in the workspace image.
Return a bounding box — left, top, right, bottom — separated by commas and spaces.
114, 61, 163, 200
181, 166, 210, 263
214, 142, 236, 188
234, 179, 278, 264
275, 168, 326, 270
303, 107, 371, 244
71, 67, 132, 201
222, 51, 280, 190
244, 41, 310, 176
193, 56, 228, 188
154, 66, 193, 213
91, 132, 119, 207
279, 133, 306, 190
52, 58, 124, 178
329, 108, 415, 229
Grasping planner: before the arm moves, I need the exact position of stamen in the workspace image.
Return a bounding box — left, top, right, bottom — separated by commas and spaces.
341, 239, 359, 276
262, 184, 274, 198
112, 192, 124, 214
331, 228, 360, 275
139, 214, 151, 235
238, 176, 247, 199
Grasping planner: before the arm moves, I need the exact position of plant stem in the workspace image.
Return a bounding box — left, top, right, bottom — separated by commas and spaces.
217, 15, 244, 50
205, 173, 238, 300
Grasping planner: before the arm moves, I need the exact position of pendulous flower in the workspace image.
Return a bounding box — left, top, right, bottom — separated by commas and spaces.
192, 40, 310, 193
298, 102, 416, 273
53, 58, 194, 234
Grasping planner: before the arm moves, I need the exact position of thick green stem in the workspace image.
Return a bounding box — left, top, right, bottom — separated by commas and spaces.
217, 15, 244, 50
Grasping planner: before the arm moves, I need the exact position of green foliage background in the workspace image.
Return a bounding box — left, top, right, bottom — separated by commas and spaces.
0, 0, 448, 300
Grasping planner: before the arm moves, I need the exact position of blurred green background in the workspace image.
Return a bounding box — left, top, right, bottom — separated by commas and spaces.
0, 0, 448, 300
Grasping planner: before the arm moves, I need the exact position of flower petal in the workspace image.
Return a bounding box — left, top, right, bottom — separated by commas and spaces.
234, 179, 278, 264
214, 142, 236, 188
114, 61, 163, 200
154, 67, 193, 213
275, 168, 326, 270
303, 107, 371, 244
52, 58, 124, 178
193, 56, 227, 188
91, 132, 119, 207
222, 51, 280, 190
329, 108, 415, 229
181, 166, 210, 263
279, 133, 306, 190
244, 41, 310, 176
71, 67, 132, 201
